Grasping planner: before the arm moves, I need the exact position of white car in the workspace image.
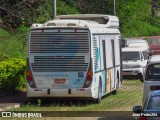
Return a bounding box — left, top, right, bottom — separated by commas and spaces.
128, 43, 150, 54
122, 46, 148, 81
125, 38, 148, 45
143, 55, 160, 103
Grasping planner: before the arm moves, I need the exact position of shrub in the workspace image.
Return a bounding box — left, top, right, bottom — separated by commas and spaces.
0, 59, 26, 93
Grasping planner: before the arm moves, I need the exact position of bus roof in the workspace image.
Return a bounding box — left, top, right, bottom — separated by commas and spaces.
43, 19, 103, 28
31, 14, 119, 29
55, 14, 119, 28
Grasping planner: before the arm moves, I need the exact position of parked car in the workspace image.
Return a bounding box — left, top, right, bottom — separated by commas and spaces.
149, 44, 160, 55
125, 38, 148, 46
133, 90, 160, 120
143, 55, 160, 103
122, 46, 149, 81
122, 38, 148, 48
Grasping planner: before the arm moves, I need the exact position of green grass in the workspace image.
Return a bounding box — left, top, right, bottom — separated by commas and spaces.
12, 79, 143, 111
1, 80, 142, 120
0, 27, 28, 59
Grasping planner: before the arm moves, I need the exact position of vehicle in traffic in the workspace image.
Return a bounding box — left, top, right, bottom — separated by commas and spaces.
143, 55, 160, 103
128, 43, 150, 54
133, 90, 160, 120
122, 38, 148, 48
150, 44, 160, 55
125, 38, 148, 46
122, 46, 148, 81
26, 14, 122, 103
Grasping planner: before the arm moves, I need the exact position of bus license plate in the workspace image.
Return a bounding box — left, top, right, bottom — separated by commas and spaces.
123, 72, 131, 75
54, 79, 66, 84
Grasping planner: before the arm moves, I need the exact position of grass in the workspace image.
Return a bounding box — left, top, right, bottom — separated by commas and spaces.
1, 79, 142, 120
12, 79, 143, 111
0, 27, 28, 59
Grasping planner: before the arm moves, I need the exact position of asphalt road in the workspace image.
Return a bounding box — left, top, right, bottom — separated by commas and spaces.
0, 92, 26, 111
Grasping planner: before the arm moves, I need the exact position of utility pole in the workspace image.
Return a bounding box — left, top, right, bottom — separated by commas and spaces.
113, 0, 116, 16
52, 0, 56, 19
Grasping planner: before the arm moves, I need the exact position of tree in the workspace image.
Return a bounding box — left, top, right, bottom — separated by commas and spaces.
77, 0, 113, 15
151, 0, 160, 17
0, 0, 78, 30
0, 0, 44, 30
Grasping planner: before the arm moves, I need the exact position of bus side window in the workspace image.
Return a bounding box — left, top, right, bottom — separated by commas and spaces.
102, 40, 106, 70
111, 39, 115, 67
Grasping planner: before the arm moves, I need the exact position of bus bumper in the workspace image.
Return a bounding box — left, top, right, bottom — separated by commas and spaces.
27, 85, 95, 98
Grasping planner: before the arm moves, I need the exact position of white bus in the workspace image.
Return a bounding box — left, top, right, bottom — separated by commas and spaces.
26, 14, 122, 103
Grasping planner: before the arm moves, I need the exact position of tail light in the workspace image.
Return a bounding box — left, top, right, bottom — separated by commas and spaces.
138, 116, 147, 120
27, 71, 32, 81
26, 58, 37, 88
83, 70, 93, 88
150, 86, 160, 90
83, 59, 93, 88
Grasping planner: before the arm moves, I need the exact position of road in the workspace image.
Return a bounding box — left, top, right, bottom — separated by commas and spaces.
0, 92, 26, 111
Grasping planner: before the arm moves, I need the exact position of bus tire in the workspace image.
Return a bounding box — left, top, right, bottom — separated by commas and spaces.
112, 71, 119, 95
94, 79, 102, 103
112, 89, 117, 95
26, 97, 36, 103
112, 84, 117, 95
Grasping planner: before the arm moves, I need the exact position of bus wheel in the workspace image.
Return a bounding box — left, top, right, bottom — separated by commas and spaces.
112, 84, 117, 95
94, 80, 102, 103
112, 89, 117, 95
112, 71, 119, 95
26, 97, 36, 103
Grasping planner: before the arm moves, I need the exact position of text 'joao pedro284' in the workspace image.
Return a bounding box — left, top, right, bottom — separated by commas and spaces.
26, 14, 122, 103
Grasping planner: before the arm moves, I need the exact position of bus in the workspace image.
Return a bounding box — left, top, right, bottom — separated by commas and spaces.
26, 14, 122, 103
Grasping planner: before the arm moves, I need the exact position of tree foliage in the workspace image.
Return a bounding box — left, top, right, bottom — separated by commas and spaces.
0, 0, 44, 31
151, 0, 160, 16
116, 0, 160, 37
0, 58, 26, 93
77, 0, 113, 14
0, 0, 160, 37
0, 0, 78, 30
